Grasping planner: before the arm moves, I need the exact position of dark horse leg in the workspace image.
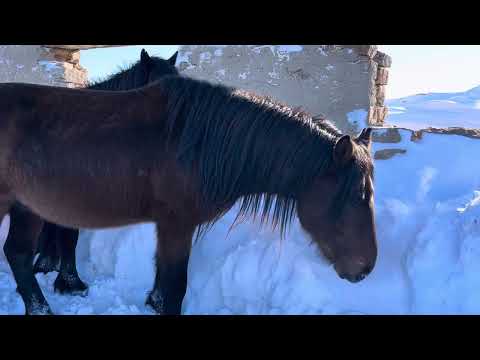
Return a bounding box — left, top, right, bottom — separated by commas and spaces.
3, 205, 53, 315
33, 222, 60, 274
146, 218, 194, 315
53, 226, 88, 296
33, 221, 88, 296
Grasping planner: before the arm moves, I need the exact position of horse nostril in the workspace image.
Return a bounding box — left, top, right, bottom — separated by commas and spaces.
355, 273, 366, 282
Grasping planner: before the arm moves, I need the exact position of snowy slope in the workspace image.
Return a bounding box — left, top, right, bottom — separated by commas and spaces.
387, 86, 480, 129
0, 93, 480, 314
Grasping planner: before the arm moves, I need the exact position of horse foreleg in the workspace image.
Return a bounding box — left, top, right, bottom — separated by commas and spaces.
33, 222, 60, 274
3, 205, 53, 315
146, 219, 194, 315
53, 226, 88, 297
53, 227, 87, 296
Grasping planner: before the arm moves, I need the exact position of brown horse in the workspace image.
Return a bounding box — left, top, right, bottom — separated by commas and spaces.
0, 75, 377, 315
31, 49, 179, 298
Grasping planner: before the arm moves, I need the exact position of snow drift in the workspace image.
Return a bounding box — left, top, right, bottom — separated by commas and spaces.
387, 85, 480, 130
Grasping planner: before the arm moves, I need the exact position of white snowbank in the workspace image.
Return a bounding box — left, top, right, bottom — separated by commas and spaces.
347, 109, 368, 130
387, 86, 480, 129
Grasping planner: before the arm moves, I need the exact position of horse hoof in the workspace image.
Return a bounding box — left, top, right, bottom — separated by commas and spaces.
27, 304, 54, 315
33, 255, 60, 274
54, 275, 89, 297
145, 292, 165, 315
145, 292, 181, 315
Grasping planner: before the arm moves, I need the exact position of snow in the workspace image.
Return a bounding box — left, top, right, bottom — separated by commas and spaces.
276, 45, 303, 53
250, 46, 303, 60
347, 109, 368, 130
38, 60, 61, 73
0, 89, 480, 314
387, 85, 480, 129
215, 69, 226, 77
199, 52, 212, 63
175, 51, 192, 67
268, 71, 280, 80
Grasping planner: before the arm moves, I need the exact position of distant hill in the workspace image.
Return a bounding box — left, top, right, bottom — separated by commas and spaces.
386, 86, 480, 130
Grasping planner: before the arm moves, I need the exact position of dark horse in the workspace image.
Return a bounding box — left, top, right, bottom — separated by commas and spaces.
30, 49, 179, 296
0, 74, 377, 315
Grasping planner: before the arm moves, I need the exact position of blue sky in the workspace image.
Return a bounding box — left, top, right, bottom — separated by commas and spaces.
81, 45, 180, 81
81, 45, 480, 100
378, 45, 480, 99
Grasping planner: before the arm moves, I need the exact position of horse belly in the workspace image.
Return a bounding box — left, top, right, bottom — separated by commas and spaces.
15, 174, 152, 229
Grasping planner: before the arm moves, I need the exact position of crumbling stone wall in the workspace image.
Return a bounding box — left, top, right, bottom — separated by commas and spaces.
372, 126, 480, 160
369, 51, 392, 126
0, 45, 87, 88
0, 45, 392, 133
177, 45, 392, 135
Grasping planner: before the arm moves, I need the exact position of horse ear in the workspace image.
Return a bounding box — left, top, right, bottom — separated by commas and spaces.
357, 127, 373, 147
140, 49, 151, 65
333, 135, 354, 166
168, 51, 178, 66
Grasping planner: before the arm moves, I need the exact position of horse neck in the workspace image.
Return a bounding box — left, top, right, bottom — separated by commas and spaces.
88, 68, 140, 91
239, 123, 334, 198
188, 110, 336, 208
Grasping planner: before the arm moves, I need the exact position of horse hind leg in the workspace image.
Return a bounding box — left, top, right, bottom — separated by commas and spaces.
146, 218, 195, 315
53, 226, 88, 297
33, 221, 61, 274
3, 204, 53, 315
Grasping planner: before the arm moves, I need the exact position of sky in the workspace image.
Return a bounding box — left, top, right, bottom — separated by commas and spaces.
81, 45, 180, 81
378, 45, 480, 99
80, 45, 480, 100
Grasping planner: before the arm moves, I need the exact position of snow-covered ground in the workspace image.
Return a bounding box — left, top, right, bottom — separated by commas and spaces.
387, 85, 480, 129
0, 92, 480, 314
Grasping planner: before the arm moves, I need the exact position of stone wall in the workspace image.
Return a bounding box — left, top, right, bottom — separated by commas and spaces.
177, 45, 392, 135
0, 45, 87, 88
369, 50, 392, 126
0, 44, 392, 130
372, 126, 480, 160
0, 45, 392, 132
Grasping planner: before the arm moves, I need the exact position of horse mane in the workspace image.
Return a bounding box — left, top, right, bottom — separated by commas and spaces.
156, 75, 342, 237
87, 54, 178, 90
87, 62, 143, 90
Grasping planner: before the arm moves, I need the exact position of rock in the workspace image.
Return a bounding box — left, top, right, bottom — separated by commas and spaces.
376, 106, 388, 124
374, 148, 407, 160
376, 67, 389, 85
349, 45, 378, 58
376, 85, 387, 106
373, 51, 392, 67
368, 106, 388, 125
48, 48, 80, 63
372, 128, 402, 143
423, 127, 480, 139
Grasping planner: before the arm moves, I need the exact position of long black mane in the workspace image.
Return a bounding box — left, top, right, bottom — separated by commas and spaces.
155, 75, 344, 236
